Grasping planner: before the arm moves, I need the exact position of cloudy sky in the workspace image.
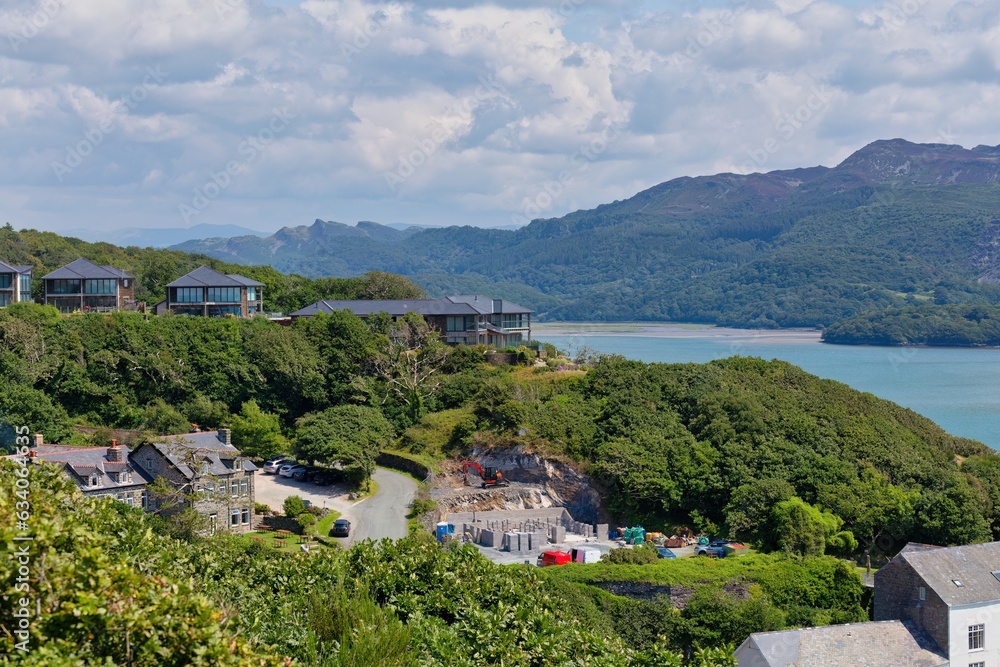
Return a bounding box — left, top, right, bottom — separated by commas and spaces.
1, 0, 997, 236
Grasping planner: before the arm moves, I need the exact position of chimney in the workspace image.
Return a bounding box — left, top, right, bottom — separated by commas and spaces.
34, 433, 43, 448
107, 439, 123, 463
218, 428, 232, 446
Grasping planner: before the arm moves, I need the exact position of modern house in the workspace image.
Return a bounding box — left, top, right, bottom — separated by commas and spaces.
27, 435, 151, 509
155, 266, 264, 318
735, 620, 946, 666
290, 295, 532, 347
129, 428, 257, 534
0, 260, 33, 306
875, 541, 1000, 667
42, 258, 136, 313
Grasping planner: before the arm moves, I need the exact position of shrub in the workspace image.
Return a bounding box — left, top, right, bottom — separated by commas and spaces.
253, 502, 271, 515
283, 495, 306, 518
602, 543, 660, 565
298, 513, 317, 533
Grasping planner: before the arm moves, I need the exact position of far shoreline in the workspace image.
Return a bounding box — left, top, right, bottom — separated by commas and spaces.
532, 322, 824, 343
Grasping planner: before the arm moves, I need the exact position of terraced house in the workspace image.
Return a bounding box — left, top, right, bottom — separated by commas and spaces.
155, 265, 264, 318
130, 428, 257, 534
42, 257, 136, 313
27, 436, 151, 509
0, 260, 32, 307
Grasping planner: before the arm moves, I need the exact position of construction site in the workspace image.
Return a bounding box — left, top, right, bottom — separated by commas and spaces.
429, 451, 618, 565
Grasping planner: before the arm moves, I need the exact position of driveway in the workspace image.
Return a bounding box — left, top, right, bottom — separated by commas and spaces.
255, 467, 417, 546
340, 468, 417, 546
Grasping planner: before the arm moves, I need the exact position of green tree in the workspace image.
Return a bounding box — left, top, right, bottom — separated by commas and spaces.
295, 405, 395, 488
229, 400, 289, 460
283, 495, 307, 518
369, 312, 449, 425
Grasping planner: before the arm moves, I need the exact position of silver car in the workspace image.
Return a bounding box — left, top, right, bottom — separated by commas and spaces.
262, 457, 291, 474
279, 463, 307, 478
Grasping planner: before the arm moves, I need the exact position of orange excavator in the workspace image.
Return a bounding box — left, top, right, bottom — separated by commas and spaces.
461, 461, 510, 489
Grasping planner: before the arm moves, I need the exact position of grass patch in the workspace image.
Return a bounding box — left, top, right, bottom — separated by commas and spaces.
315, 510, 342, 537
399, 407, 474, 460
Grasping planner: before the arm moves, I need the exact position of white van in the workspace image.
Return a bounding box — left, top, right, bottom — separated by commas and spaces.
570, 547, 601, 564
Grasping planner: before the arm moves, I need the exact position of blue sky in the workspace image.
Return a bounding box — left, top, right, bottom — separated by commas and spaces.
1, 0, 997, 236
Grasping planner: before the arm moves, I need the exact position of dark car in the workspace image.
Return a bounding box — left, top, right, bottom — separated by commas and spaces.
313, 469, 345, 486
331, 519, 351, 538
292, 466, 321, 482
656, 547, 677, 559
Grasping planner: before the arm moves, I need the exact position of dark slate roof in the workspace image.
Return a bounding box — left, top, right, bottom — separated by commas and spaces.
143, 430, 257, 479
290, 295, 532, 318
166, 265, 263, 288
32, 445, 151, 490
738, 620, 947, 667
42, 258, 133, 281
225, 273, 264, 288
0, 260, 32, 274
889, 541, 1000, 606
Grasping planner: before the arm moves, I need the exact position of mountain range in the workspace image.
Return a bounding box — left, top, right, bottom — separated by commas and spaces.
66, 223, 272, 249
175, 139, 1000, 326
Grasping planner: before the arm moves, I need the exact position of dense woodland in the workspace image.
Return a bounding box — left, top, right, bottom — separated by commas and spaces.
822, 302, 1000, 346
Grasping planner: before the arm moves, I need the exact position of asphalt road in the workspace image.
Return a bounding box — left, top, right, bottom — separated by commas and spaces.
341, 468, 417, 546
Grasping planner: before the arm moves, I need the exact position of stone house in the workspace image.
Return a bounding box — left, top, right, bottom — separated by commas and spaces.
736, 540, 1000, 666
875, 541, 1000, 667
28, 435, 151, 508
130, 428, 257, 534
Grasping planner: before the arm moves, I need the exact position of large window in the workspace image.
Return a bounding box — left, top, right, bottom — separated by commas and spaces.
969, 624, 985, 650
48, 279, 81, 294
447, 316, 477, 332
502, 314, 525, 329
247, 287, 258, 301
0, 274, 10, 289
240, 479, 248, 495
207, 286, 240, 303
0, 293, 9, 307
84, 279, 117, 294
241, 508, 250, 525
231, 509, 240, 526
172, 287, 203, 303
19, 274, 29, 296
207, 305, 242, 317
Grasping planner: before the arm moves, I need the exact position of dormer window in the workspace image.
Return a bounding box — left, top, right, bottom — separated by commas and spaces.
234, 459, 241, 470
89, 474, 100, 487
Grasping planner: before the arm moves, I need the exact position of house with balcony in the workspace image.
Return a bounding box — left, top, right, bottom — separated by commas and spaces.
42, 258, 135, 313
154, 266, 263, 318
0, 260, 33, 307
26, 435, 151, 509
290, 295, 532, 347
129, 427, 257, 534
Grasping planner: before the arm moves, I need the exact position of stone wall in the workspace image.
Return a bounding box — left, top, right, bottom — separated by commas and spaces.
874, 556, 950, 654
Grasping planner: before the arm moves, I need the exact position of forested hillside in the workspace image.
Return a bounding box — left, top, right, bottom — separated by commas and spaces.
176, 140, 1000, 328
4, 299, 1000, 662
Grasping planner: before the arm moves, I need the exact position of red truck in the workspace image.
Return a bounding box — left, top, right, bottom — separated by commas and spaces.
537, 550, 572, 567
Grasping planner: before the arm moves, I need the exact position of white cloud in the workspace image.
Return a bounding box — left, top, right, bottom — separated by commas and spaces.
0, 0, 997, 233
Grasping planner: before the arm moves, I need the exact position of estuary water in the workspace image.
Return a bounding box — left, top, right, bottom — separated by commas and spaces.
533, 323, 1000, 449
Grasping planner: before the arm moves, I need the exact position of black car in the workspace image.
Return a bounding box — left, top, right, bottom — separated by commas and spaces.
331, 519, 351, 537
313, 469, 345, 486
292, 466, 322, 482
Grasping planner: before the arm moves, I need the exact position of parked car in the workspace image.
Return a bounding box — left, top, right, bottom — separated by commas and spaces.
331, 519, 351, 537
278, 463, 307, 478
657, 547, 677, 559
292, 466, 322, 482
262, 457, 291, 474
313, 469, 345, 486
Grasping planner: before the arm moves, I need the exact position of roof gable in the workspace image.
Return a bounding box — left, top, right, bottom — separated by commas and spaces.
895, 541, 1000, 606
741, 620, 946, 666
42, 257, 133, 281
